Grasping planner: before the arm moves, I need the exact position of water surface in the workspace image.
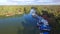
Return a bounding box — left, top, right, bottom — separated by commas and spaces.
0, 9, 39, 34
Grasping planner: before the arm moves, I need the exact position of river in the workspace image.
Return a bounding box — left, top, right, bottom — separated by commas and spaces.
0, 9, 40, 34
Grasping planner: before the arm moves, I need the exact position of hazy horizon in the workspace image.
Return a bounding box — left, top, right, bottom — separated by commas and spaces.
0, 0, 60, 5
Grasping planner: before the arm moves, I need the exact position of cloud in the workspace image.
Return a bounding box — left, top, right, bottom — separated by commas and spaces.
0, 0, 60, 5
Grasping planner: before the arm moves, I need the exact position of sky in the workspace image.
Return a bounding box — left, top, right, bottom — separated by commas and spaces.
0, 0, 60, 5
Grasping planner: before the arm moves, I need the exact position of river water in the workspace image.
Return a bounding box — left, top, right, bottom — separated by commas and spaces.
0, 9, 40, 34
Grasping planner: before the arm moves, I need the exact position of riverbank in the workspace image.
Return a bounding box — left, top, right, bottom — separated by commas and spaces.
0, 6, 24, 17
0, 5, 60, 17
0, 14, 24, 19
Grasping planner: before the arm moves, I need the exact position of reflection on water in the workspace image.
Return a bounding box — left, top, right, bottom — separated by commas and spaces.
22, 8, 39, 34
0, 9, 39, 34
